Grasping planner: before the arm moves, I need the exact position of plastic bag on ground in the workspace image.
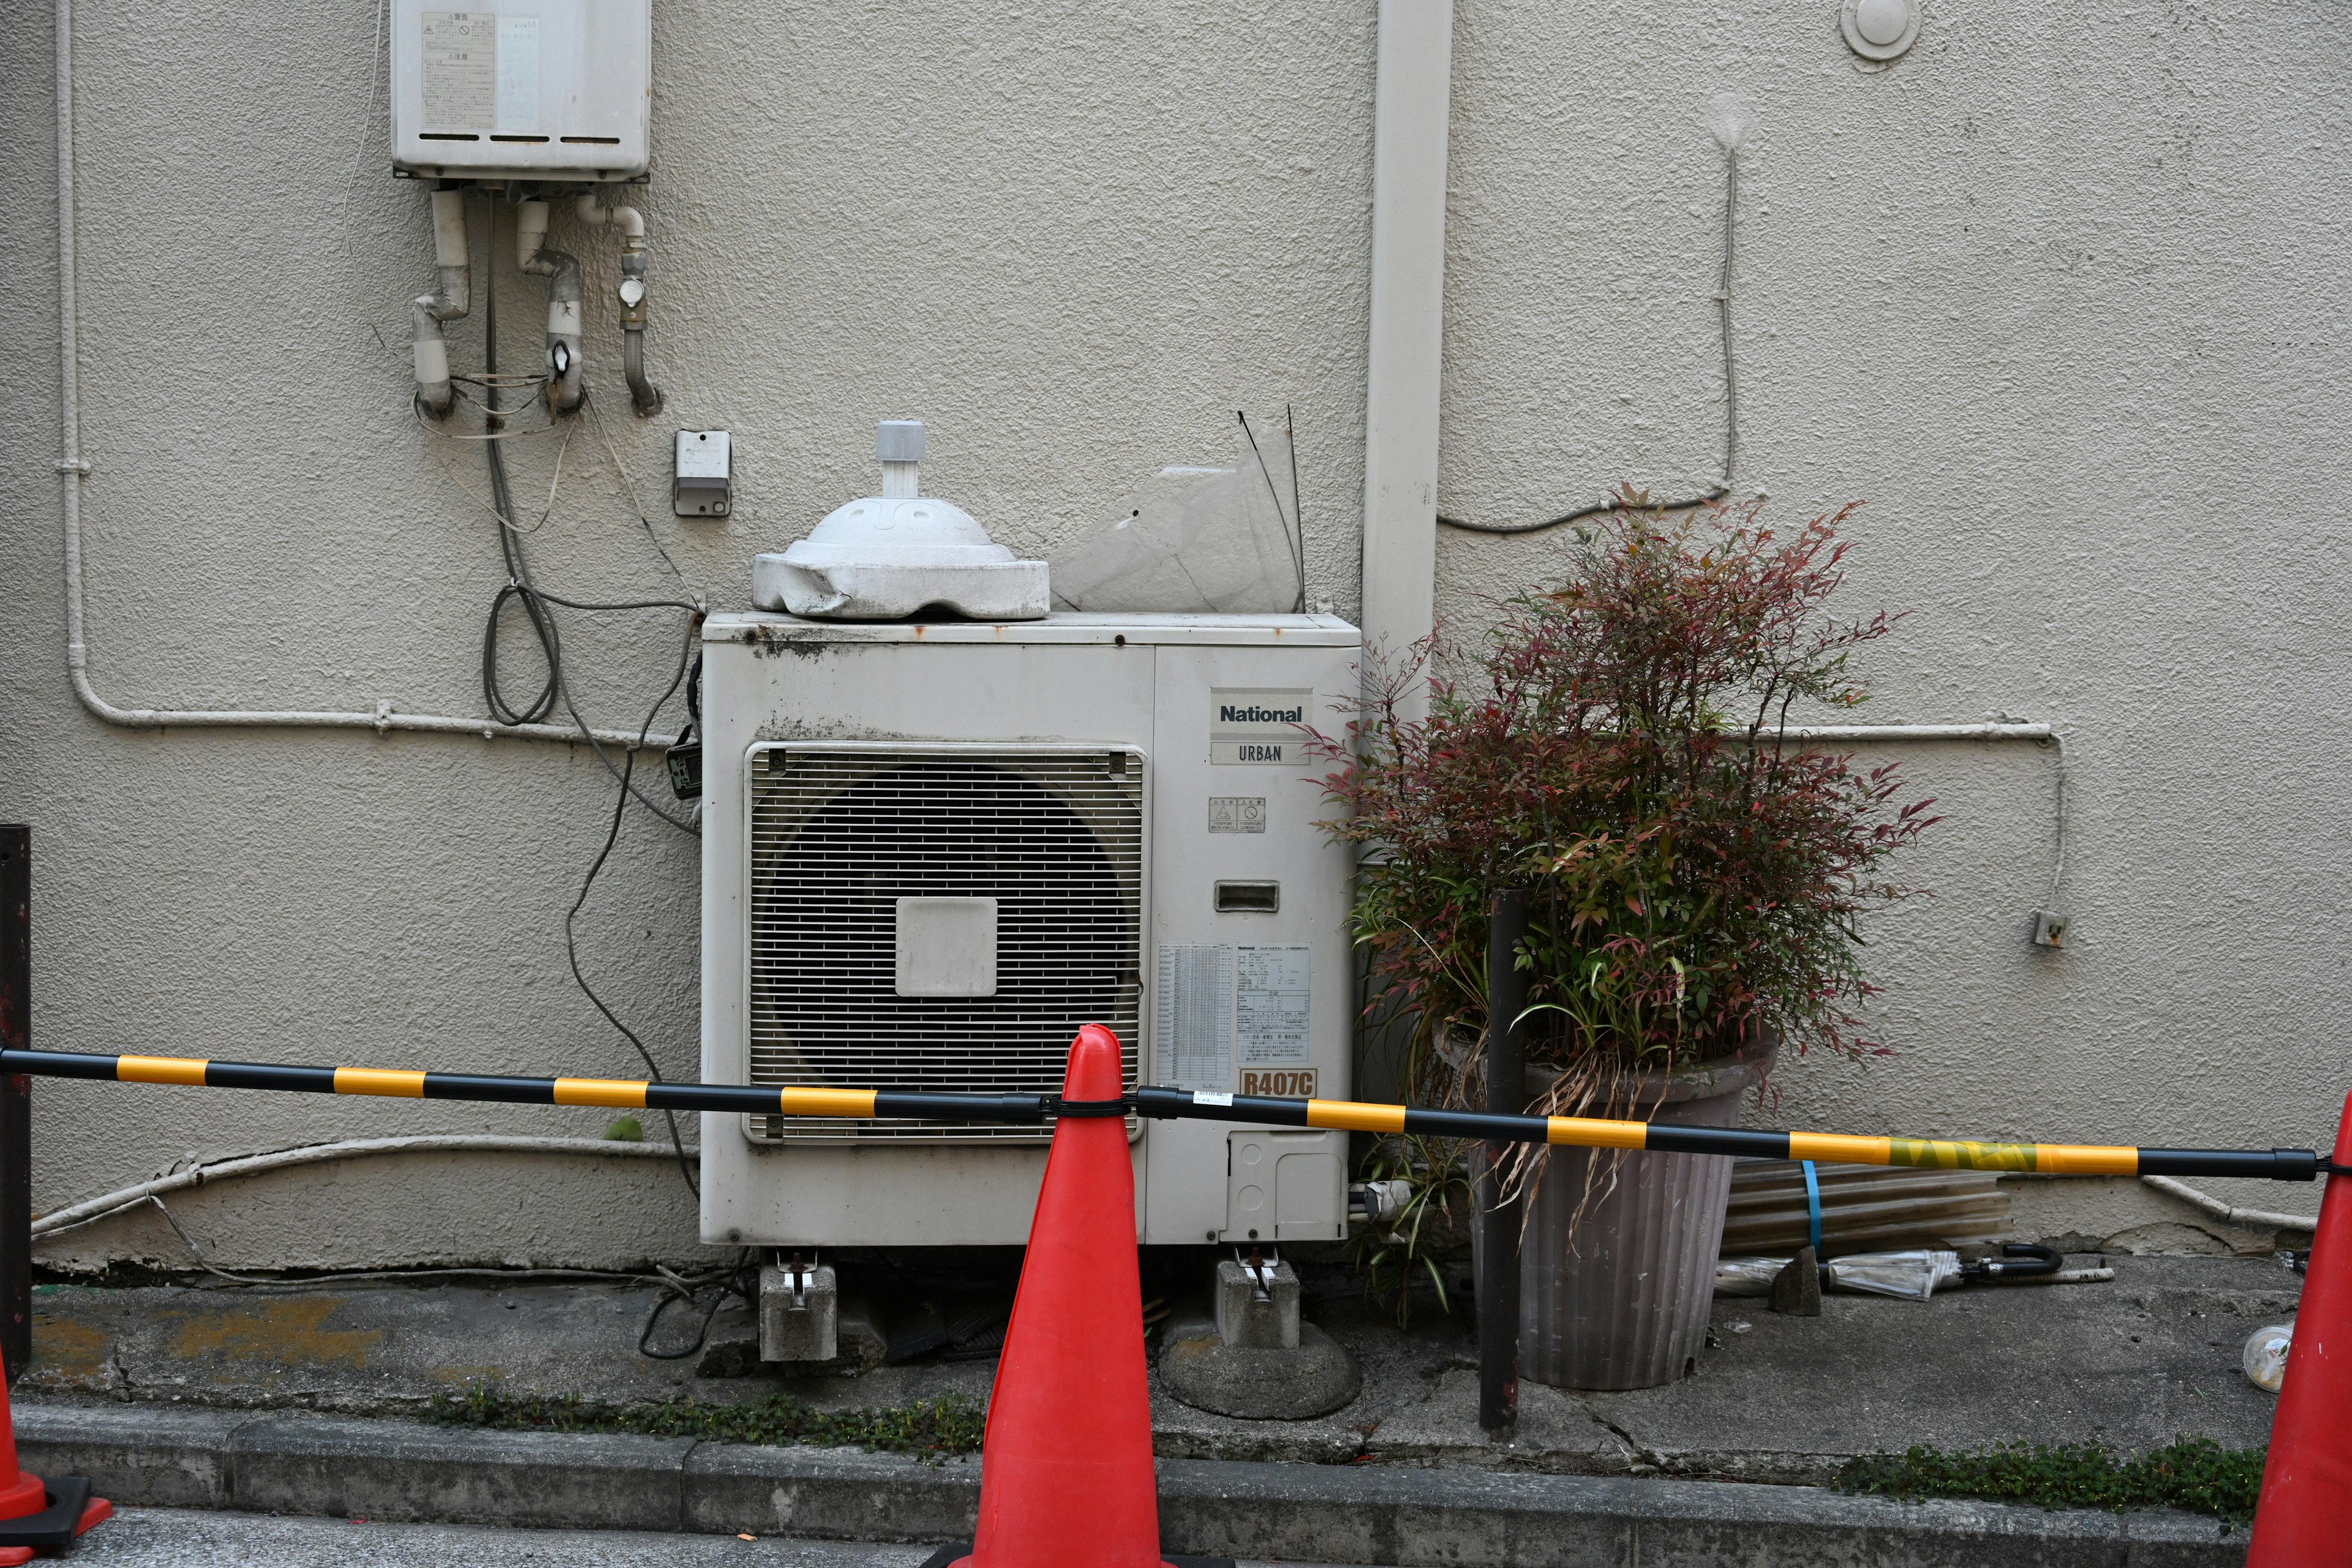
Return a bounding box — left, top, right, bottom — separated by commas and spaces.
1717, 1250, 1964, 1301
1822, 1250, 1963, 1301
1714, 1256, 1783, 1297
1050, 421, 1302, 614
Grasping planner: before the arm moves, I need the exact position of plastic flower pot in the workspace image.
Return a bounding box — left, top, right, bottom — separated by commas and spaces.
1513, 1039, 1776, 1390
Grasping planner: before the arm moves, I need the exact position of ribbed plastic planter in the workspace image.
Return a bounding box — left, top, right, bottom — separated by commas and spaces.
1515, 1044, 1776, 1391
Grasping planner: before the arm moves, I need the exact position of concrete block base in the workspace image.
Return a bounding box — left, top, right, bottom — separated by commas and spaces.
760, 1264, 839, 1363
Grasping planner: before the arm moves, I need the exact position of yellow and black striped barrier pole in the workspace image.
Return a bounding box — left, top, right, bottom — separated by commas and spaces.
1128, 1088, 2332, 1181
0, 1047, 2332, 1182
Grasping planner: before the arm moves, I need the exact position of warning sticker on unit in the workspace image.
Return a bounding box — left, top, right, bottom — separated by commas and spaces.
1235, 945, 1312, 1066
1207, 797, 1266, 834
1156, 943, 1311, 1091
420, 12, 497, 129
1156, 944, 1234, 1091
1210, 688, 1313, 766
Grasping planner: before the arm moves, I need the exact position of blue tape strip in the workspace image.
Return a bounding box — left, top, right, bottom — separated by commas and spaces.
1801, 1159, 1822, 1254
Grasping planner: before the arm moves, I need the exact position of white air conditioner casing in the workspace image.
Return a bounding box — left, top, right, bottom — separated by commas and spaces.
391, 1, 652, 182
698, 611, 1362, 1247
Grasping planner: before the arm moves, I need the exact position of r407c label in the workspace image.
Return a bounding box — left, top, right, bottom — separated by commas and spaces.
1240, 1069, 1317, 1098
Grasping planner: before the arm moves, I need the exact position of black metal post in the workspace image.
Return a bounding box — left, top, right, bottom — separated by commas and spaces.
1477, 886, 1528, 1437
0, 827, 29, 1384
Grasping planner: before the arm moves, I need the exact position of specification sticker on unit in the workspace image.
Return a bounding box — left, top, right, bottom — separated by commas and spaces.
1156, 943, 1312, 1091
1235, 945, 1312, 1068
420, 12, 497, 129
1156, 944, 1235, 1091
1210, 688, 1313, 766
1207, 797, 1267, 834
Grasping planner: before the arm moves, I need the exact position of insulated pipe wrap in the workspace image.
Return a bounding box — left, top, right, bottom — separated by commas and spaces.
409, 189, 472, 417
516, 200, 584, 415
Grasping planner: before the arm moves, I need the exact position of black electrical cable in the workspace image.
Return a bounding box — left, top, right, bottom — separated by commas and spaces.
1285, 402, 1306, 614
1438, 151, 1742, 537
535, 591, 702, 837
1437, 486, 1731, 537
638, 1285, 731, 1359
478, 264, 565, 724
565, 606, 703, 1199
473, 252, 696, 837
451, 213, 704, 1204
637, 1254, 758, 1360
526, 589, 703, 614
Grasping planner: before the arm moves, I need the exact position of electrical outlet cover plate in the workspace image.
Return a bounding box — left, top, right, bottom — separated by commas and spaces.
674, 429, 731, 518
2032, 910, 2067, 949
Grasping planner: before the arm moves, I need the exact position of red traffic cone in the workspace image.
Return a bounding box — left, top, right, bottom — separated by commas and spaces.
2247, 1089, 2352, 1566
960, 1025, 1160, 1568
0, 1354, 110, 1565
948, 1025, 1166, 1568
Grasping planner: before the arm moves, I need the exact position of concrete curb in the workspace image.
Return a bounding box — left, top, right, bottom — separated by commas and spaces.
13, 1401, 2247, 1567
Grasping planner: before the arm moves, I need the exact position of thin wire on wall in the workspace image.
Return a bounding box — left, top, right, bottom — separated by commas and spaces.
1237, 409, 1309, 612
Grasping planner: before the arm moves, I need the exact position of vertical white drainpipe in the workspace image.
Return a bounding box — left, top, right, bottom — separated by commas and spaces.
1359, 0, 1456, 711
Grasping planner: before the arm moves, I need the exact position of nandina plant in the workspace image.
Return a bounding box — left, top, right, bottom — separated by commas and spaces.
1310, 498, 1937, 1115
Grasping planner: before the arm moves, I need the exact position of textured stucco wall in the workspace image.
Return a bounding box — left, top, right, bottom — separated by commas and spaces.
1436, 0, 2350, 1245
1, 0, 2342, 1268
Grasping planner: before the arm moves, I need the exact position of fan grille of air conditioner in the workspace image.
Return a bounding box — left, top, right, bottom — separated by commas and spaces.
746, 745, 1145, 1142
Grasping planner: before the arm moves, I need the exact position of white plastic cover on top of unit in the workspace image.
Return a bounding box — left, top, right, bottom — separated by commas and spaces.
752, 423, 1050, 621
391, 0, 653, 182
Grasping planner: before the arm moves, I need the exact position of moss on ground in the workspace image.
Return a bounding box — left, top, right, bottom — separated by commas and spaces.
428, 1382, 986, 1458
1834, 1437, 2264, 1525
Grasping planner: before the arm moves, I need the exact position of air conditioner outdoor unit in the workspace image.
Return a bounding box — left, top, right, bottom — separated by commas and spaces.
698, 610, 1362, 1247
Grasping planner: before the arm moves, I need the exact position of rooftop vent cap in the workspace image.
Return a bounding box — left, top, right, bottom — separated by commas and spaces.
752, 421, 1050, 621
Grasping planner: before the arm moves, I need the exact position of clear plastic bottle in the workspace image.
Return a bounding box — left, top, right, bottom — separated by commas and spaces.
2243, 1323, 2293, 1393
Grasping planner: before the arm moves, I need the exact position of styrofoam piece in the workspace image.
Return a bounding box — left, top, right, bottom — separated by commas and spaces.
752, 551, 1050, 621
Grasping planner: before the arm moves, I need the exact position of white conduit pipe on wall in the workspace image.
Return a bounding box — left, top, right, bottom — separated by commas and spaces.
30, 1134, 694, 1240
50, 0, 666, 753
2140, 1174, 2320, 1236
1790, 724, 2071, 941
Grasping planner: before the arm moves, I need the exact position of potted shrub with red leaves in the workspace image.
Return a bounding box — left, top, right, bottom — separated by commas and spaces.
1310, 500, 1937, 1388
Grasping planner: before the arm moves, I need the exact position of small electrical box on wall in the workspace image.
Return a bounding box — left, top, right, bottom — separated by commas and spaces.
674, 430, 732, 517
390, 1, 652, 183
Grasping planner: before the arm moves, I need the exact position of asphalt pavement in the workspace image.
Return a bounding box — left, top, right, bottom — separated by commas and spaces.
62, 1510, 1362, 1567
66, 1508, 936, 1566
